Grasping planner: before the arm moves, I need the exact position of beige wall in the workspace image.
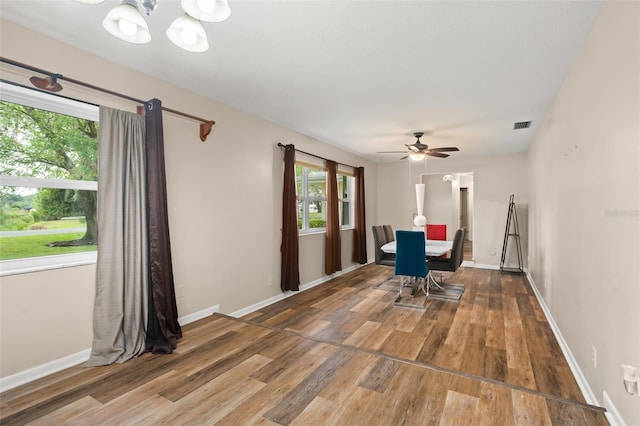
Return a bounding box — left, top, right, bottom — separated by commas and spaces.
423, 175, 455, 240
0, 21, 377, 378
528, 2, 639, 424
0, 266, 95, 375
377, 153, 528, 267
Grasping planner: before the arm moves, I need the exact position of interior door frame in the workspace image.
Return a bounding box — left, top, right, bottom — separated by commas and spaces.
421, 172, 474, 259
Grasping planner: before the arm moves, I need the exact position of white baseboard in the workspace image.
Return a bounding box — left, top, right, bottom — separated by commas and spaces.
229, 263, 365, 318
0, 348, 91, 394
602, 391, 625, 426
0, 263, 367, 394
524, 268, 599, 406
472, 263, 500, 270
178, 304, 220, 326
0, 304, 221, 394
0, 261, 515, 395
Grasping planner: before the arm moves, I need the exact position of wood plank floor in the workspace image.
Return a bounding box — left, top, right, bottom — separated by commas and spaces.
0, 265, 608, 425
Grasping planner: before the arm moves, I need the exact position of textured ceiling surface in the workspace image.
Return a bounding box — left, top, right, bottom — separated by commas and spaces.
0, 1, 603, 162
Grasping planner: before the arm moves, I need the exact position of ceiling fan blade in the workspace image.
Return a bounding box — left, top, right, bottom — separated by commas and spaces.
426, 152, 450, 158
399, 155, 409, 160
405, 144, 420, 152
377, 151, 409, 154
428, 147, 459, 152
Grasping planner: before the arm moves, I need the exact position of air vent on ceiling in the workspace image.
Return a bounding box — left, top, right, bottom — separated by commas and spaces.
513, 121, 532, 130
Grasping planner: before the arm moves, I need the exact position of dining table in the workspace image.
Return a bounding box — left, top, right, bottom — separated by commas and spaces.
381, 237, 455, 302
381, 239, 453, 257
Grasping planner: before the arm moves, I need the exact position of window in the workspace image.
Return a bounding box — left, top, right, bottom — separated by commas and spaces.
295, 163, 354, 233
0, 82, 99, 275
296, 164, 326, 231
337, 173, 353, 227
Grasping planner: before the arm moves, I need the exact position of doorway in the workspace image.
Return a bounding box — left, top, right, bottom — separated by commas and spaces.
422, 172, 474, 261
460, 187, 469, 230
459, 187, 473, 261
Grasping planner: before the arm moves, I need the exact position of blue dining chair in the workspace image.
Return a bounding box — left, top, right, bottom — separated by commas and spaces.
394, 230, 429, 307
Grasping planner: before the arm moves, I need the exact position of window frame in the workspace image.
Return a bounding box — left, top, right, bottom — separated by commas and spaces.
295, 162, 355, 234
337, 172, 355, 230
0, 82, 99, 276
296, 163, 327, 234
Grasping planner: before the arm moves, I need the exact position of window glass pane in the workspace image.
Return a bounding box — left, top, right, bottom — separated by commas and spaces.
297, 199, 303, 230
295, 164, 303, 196
307, 168, 326, 199
338, 175, 350, 200
0, 187, 96, 261
341, 201, 351, 226
0, 101, 99, 181
309, 200, 326, 228
1, 96, 99, 264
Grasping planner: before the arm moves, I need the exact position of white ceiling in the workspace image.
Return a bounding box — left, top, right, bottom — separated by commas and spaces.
1, 0, 603, 163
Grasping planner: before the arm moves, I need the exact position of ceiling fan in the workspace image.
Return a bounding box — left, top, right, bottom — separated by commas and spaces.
378, 132, 459, 160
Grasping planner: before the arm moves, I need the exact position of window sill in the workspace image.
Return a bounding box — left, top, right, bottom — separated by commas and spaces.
0, 252, 97, 277
299, 229, 326, 237
298, 226, 354, 237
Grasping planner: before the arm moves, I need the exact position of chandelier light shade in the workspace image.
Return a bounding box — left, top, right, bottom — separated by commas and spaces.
81, 0, 230, 52
167, 15, 209, 52
181, 0, 231, 22
103, 0, 151, 44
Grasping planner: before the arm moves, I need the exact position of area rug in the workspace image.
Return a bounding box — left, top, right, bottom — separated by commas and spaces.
375, 276, 429, 309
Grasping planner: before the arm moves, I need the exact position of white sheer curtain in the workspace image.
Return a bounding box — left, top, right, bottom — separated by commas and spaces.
86, 106, 148, 366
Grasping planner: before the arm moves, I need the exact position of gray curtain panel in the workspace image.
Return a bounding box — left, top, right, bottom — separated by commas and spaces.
86, 106, 148, 366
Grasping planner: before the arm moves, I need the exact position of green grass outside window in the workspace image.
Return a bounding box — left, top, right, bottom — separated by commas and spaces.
0, 232, 96, 261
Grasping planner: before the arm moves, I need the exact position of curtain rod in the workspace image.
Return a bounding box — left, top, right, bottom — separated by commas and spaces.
1, 78, 100, 107
277, 143, 358, 169
0, 56, 215, 142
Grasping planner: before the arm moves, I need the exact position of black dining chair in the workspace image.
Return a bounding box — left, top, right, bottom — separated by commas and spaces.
372, 225, 396, 267
426, 227, 466, 300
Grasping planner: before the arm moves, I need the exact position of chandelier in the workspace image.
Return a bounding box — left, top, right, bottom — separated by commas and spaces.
76, 0, 231, 53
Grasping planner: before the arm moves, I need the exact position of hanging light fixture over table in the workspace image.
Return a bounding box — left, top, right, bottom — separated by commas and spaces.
75, 0, 231, 53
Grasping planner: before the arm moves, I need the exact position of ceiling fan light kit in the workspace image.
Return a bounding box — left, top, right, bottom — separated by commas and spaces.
76, 0, 231, 52
377, 131, 460, 161
409, 152, 426, 161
